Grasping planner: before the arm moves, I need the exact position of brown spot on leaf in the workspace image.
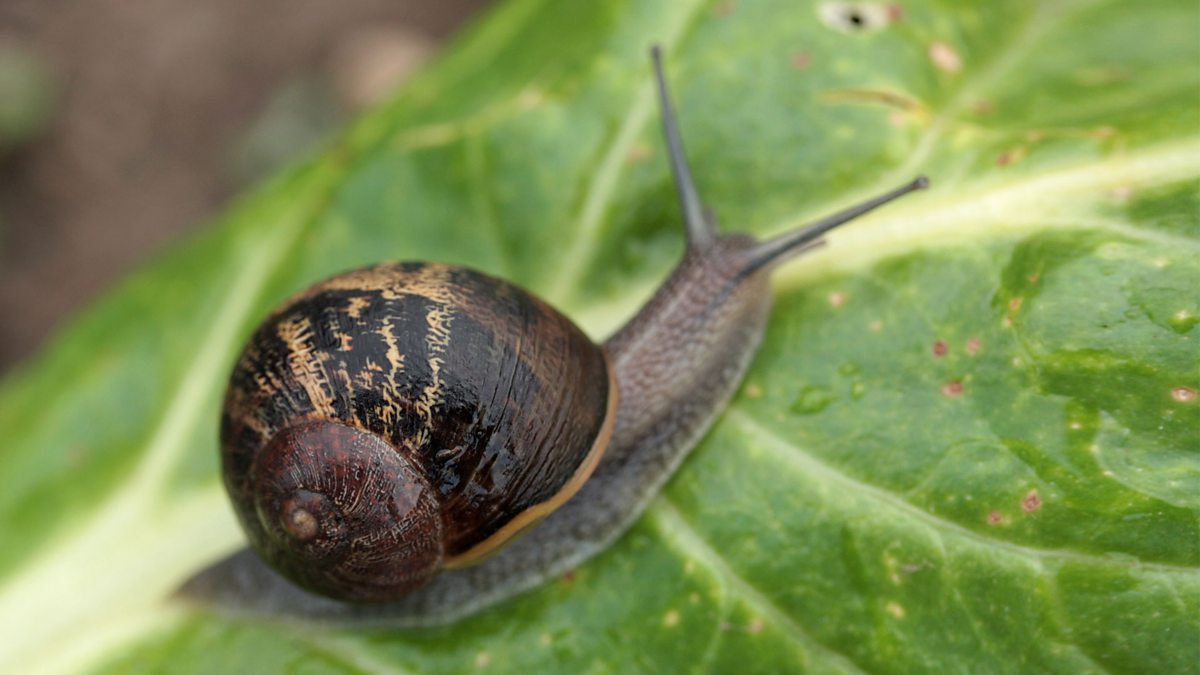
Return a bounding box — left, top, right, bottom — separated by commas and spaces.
1027, 273, 1040, 284
791, 51, 812, 70
941, 381, 964, 397
744, 382, 764, 399
626, 144, 651, 164
561, 569, 577, 585
1021, 489, 1042, 513
1172, 387, 1197, 403
1008, 297, 1024, 312
996, 147, 1028, 166
829, 292, 847, 308
966, 337, 981, 355
885, 3, 905, 22
987, 510, 1005, 526
714, 1, 735, 16
869, 320, 884, 332
748, 618, 764, 634
971, 99, 995, 115
929, 41, 962, 73
932, 340, 949, 357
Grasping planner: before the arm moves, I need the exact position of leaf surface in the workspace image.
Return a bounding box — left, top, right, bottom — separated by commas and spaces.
0, 0, 1197, 673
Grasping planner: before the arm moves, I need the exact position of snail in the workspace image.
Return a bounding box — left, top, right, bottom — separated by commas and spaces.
187, 47, 928, 624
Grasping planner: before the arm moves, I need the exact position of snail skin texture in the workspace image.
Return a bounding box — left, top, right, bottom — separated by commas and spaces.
183, 47, 928, 625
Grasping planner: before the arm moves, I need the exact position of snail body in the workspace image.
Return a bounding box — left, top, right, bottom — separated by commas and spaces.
197, 47, 927, 624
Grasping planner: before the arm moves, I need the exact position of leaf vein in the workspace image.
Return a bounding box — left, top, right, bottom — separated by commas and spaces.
725, 408, 1197, 575
650, 500, 869, 675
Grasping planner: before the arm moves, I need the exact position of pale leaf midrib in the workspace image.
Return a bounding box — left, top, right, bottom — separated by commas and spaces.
772, 138, 1200, 290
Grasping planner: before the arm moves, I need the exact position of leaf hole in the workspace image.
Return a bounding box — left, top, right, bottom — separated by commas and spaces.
818, 2, 892, 34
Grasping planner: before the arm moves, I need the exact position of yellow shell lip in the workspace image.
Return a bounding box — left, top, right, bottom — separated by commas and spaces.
443, 352, 620, 569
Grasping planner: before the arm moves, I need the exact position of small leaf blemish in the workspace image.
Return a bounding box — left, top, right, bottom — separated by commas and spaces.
626, 144, 651, 164
987, 510, 1005, 526
748, 618, 764, 634
929, 41, 963, 73
869, 320, 884, 332
1008, 297, 1023, 312
932, 340, 949, 357
971, 99, 995, 115
941, 381, 963, 397
1021, 489, 1042, 513
475, 652, 492, 668
829, 291, 847, 308
886, 601, 906, 618
791, 51, 812, 70
818, 2, 891, 34
996, 147, 1027, 166
1171, 387, 1197, 403
663, 609, 680, 628
966, 337, 981, 355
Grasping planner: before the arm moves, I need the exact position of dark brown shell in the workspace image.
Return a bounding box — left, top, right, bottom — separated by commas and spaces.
221, 262, 615, 597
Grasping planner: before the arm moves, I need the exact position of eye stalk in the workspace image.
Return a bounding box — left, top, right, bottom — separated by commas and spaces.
649, 43, 929, 276
246, 420, 444, 602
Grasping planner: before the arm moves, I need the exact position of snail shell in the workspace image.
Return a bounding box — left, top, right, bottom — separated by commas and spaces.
221, 262, 616, 601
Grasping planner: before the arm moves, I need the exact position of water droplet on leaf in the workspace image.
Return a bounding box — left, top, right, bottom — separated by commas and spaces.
792, 385, 836, 415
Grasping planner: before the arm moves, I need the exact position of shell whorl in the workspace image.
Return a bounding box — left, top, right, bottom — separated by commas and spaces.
221, 262, 614, 598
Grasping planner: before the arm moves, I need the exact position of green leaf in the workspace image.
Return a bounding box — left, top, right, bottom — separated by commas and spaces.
2, 0, 1197, 672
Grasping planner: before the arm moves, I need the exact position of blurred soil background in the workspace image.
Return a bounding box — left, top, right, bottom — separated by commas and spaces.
0, 0, 489, 373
